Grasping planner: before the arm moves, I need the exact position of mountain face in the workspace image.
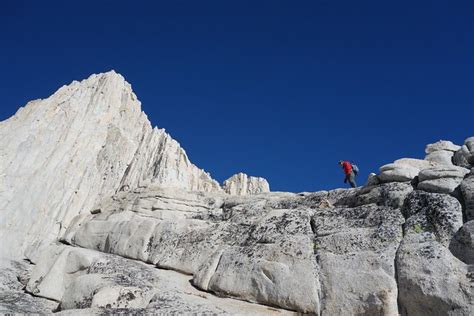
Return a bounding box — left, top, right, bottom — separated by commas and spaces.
0, 71, 268, 260
0, 72, 473, 315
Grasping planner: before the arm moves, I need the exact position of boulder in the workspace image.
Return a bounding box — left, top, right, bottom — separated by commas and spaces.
378, 163, 419, 183
26, 245, 104, 301
223, 173, 270, 195
364, 172, 380, 186
417, 166, 469, 194
402, 190, 463, 246
396, 234, 473, 316
425, 150, 454, 165
449, 221, 474, 264
466, 137, 474, 165
461, 172, 474, 221
378, 158, 436, 183
453, 146, 471, 168
393, 158, 436, 170
425, 140, 461, 154
454, 137, 474, 167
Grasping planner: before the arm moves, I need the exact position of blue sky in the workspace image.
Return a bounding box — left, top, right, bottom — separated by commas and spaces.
1, 0, 473, 192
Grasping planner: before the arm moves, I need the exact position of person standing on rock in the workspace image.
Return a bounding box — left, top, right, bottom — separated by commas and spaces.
339, 160, 357, 188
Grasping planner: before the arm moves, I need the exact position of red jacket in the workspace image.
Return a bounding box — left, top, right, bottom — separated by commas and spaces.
342, 161, 352, 175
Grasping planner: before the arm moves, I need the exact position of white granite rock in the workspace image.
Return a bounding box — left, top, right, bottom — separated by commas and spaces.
425, 150, 454, 165
61, 185, 414, 314
223, 173, 270, 195
461, 172, 474, 221
354, 182, 413, 208
378, 158, 437, 183
453, 145, 471, 168
0, 258, 58, 314
62, 187, 319, 313
393, 158, 437, 170
396, 234, 473, 316
402, 191, 464, 247
0, 71, 223, 259
397, 191, 472, 315
417, 166, 470, 194
26, 244, 291, 315
378, 163, 419, 182
465, 137, 474, 165
2, 72, 474, 315
425, 140, 461, 154
364, 172, 380, 186
454, 137, 474, 168
450, 221, 474, 264
311, 202, 404, 316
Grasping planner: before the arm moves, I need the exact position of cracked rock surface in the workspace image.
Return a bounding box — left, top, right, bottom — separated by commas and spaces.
0, 258, 58, 314
58, 182, 472, 314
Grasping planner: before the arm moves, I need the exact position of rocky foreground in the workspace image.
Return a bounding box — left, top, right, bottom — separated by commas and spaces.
0, 72, 473, 315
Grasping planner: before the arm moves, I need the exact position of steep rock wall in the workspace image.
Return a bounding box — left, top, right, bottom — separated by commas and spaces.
0, 71, 221, 259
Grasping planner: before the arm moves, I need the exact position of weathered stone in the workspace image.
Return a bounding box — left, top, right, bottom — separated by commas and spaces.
27, 244, 293, 315
449, 221, 474, 264
60, 185, 416, 314
378, 158, 437, 183
425, 150, 454, 165
0, 259, 29, 292
311, 203, 404, 316
0, 290, 58, 315
353, 182, 413, 208
26, 245, 103, 301
418, 166, 469, 181
417, 166, 469, 194
453, 145, 471, 168
63, 187, 320, 313
203, 210, 319, 313
425, 140, 461, 154
2, 72, 474, 315
378, 163, 419, 182
0, 258, 58, 314
396, 234, 473, 316
466, 137, 474, 156
91, 286, 154, 309
365, 172, 380, 186
223, 172, 270, 195
402, 190, 463, 246
0, 71, 223, 259
393, 158, 437, 170
461, 172, 474, 221
454, 137, 474, 167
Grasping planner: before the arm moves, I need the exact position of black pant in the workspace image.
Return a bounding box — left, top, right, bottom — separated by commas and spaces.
344, 172, 357, 188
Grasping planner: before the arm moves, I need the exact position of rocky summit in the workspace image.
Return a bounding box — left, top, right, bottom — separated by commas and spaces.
0, 71, 472, 315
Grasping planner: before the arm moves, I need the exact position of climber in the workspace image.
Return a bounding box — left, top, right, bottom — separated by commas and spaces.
339, 160, 357, 188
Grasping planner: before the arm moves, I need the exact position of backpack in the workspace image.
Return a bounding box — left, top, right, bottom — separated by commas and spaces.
351, 164, 359, 176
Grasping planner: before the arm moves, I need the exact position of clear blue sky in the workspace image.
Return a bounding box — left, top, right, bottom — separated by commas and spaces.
1, 1, 473, 192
